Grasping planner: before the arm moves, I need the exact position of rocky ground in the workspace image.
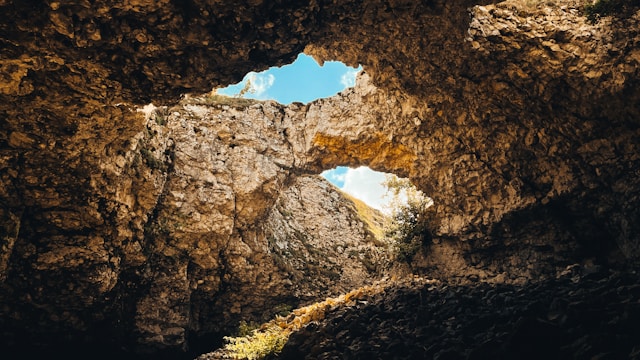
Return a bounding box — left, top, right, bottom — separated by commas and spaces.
251, 264, 640, 360
8, 264, 639, 360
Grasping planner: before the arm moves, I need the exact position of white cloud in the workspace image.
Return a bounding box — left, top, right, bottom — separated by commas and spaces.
340, 166, 389, 212
322, 170, 346, 185
340, 68, 359, 88
327, 166, 420, 214
247, 72, 275, 98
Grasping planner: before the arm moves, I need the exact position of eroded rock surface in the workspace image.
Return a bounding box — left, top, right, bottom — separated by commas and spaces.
1, 0, 639, 357
1, 92, 393, 356
278, 266, 640, 360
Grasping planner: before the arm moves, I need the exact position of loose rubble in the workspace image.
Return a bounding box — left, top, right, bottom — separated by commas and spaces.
272, 265, 640, 360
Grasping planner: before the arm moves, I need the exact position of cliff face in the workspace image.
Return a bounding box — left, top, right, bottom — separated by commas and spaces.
127, 100, 390, 353
1, 91, 392, 354
1, 0, 639, 356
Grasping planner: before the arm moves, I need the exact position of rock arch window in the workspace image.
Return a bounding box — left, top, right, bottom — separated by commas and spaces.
321, 165, 416, 214
321, 165, 434, 261
208, 52, 435, 259
214, 53, 362, 104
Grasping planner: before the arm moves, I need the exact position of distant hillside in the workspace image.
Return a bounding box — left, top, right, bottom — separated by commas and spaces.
338, 188, 388, 244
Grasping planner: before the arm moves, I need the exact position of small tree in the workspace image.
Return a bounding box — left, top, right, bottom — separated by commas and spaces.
382, 175, 433, 262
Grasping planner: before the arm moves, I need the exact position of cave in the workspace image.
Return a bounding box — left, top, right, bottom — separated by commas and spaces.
1, 0, 640, 359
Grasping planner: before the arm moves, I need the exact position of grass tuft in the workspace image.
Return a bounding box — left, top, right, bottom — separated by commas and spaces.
219, 283, 390, 359
223, 325, 291, 360
181, 91, 262, 108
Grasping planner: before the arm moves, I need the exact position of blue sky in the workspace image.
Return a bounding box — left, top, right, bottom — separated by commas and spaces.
217, 53, 361, 105
216, 54, 392, 211
322, 166, 390, 211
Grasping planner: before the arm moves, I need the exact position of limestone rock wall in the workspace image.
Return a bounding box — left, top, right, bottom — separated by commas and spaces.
130, 98, 391, 352
0, 91, 393, 354
306, 1, 640, 257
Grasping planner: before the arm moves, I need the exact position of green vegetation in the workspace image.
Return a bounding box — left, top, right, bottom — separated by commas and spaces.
585, 0, 640, 22
151, 108, 168, 126
153, 114, 166, 126
234, 320, 261, 337
219, 284, 388, 359
382, 175, 433, 262
223, 324, 291, 360
140, 148, 166, 171
272, 303, 294, 318
192, 92, 258, 108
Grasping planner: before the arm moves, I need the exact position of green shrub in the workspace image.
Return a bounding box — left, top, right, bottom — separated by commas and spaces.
272, 303, 293, 318
385, 202, 431, 262
223, 324, 291, 360
234, 320, 260, 337
382, 175, 434, 262
140, 148, 166, 171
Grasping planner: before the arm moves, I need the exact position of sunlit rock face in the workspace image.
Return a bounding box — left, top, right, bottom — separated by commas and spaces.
307, 0, 640, 258
0, 90, 392, 354
130, 99, 390, 352
1, 0, 639, 356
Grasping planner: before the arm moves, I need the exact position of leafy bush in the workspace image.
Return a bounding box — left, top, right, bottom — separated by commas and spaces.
223, 324, 291, 360
386, 201, 434, 262
382, 175, 433, 262
234, 320, 260, 337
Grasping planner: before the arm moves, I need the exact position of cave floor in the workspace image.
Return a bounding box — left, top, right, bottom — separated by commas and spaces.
203, 265, 640, 360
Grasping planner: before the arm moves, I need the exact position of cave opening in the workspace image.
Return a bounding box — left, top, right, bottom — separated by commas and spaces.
180, 53, 441, 358
213, 53, 362, 104
206, 50, 438, 262
320, 165, 435, 264
321, 165, 431, 215
204, 50, 433, 246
